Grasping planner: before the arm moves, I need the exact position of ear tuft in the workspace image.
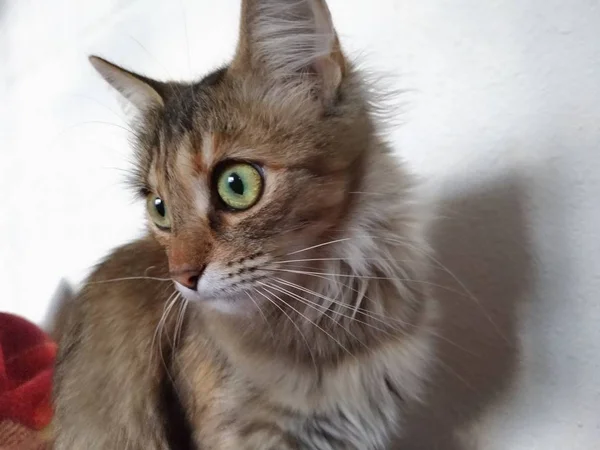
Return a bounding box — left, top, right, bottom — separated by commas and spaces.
89, 55, 164, 112
232, 0, 346, 102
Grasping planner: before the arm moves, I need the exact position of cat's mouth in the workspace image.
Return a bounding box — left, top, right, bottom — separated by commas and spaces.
173, 269, 271, 315
170, 250, 318, 315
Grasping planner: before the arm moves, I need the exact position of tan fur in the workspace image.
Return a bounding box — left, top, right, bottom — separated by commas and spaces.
53, 1, 436, 449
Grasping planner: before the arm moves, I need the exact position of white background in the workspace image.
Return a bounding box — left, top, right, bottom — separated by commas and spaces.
1, 0, 599, 448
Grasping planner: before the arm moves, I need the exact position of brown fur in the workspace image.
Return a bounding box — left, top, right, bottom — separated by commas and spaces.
52, 1, 436, 449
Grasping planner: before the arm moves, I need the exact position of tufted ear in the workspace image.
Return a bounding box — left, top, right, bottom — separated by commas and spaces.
89, 55, 166, 113
231, 0, 347, 103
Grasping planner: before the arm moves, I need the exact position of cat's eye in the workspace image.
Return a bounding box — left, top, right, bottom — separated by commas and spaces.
215, 162, 263, 211
146, 194, 171, 230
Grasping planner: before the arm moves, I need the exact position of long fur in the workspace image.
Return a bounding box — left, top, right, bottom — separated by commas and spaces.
52, 1, 436, 449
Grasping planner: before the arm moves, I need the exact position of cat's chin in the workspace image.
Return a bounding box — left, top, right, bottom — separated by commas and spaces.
175, 282, 255, 315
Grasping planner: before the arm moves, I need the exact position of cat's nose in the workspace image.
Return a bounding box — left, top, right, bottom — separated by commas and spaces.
170, 265, 205, 291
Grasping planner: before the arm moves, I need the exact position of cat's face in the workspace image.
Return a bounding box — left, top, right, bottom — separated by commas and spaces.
133, 74, 370, 313
91, 0, 373, 313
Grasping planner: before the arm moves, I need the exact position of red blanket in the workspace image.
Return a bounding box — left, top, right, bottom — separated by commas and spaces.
0, 313, 56, 449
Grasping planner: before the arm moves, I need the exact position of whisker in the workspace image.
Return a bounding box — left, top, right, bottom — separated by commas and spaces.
269, 277, 477, 358
268, 278, 390, 338
286, 237, 351, 256
178, 0, 194, 103
254, 287, 318, 373
69, 120, 137, 136
48, 120, 135, 157
272, 269, 401, 322
271, 276, 417, 341
348, 191, 389, 196
357, 233, 509, 344
69, 94, 134, 131
433, 355, 476, 392
162, 293, 184, 349
274, 276, 383, 319
281, 235, 460, 305
273, 277, 381, 323
269, 268, 401, 280
244, 290, 275, 341
264, 282, 366, 348
121, 32, 175, 79
266, 268, 472, 299
173, 294, 188, 350
88, 276, 171, 285
150, 290, 180, 372
276, 257, 427, 265
119, 30, 192, 123
257, 281, 356, 360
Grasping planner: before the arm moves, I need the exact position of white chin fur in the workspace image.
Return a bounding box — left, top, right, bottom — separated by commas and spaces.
175, 282, 253, 315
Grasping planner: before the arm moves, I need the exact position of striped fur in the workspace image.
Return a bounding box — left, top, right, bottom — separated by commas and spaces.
52, 1, 436, 448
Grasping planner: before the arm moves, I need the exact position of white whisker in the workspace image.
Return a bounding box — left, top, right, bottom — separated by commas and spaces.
173, 294, 188, 350
286, 237, 351, 256
89, 276, 171, 285
244, 290, 275, 341
257, 281, 356, 360
254, 287, 318, 372
267, 267, 472, 299
272, 276, 476, 357
150, 290, 181, 373
268, 278, 390, 338
276, 257, 423, 265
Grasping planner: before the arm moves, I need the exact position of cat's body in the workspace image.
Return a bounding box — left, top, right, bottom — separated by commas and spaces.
55, 234, 433, 450
53, 1, 436, 448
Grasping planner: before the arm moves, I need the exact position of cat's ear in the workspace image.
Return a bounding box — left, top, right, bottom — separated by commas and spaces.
89, 56, 165, 113
231, 0, 347, 103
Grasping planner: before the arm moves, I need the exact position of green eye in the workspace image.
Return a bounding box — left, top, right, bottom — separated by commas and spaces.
146, 195, 171, 230
216, 162, 263, 211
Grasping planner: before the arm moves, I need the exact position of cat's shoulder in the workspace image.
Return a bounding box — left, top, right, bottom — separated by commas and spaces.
54, 236, 171, 348
91, 235, 168, 283
52, 236, 177, 449
84, 235, 170, 307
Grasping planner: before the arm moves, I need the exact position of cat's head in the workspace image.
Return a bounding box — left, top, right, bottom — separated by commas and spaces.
91, 0, 386, 315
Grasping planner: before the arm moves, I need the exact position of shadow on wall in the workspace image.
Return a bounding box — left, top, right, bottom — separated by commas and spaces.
392, 171, 534, 450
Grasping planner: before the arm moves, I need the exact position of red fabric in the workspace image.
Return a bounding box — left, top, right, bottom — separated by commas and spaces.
0, 313, 56, 449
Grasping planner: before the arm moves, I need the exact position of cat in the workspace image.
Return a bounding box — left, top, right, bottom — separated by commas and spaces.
52, 0, 437, 448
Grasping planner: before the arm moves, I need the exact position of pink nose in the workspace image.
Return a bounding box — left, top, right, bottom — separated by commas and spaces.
170, 266, 205, 290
